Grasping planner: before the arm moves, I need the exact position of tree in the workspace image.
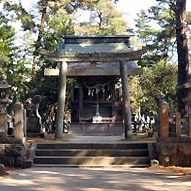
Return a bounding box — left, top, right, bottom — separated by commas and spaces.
133, 61, 177, 116
3, 1, 35, 31
0, 12, 15, 66
151, 0, 190, 114
75, 0, 128, 35
175, 0, 189, 114
134, 0, 191, 116
0, 6, 31, 102
135, 2, 176, 66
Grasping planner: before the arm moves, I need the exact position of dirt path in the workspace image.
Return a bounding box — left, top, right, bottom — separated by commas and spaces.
0, 167, 190, 191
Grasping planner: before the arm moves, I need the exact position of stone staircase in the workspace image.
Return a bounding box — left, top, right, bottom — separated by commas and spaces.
33, 142, 151, 167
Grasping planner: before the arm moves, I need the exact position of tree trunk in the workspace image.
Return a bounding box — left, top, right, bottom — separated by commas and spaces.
176, 0, 189, 114
32, 6, 47, 75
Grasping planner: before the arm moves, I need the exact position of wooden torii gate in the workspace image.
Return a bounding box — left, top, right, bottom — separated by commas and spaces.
41, 36, 144, 139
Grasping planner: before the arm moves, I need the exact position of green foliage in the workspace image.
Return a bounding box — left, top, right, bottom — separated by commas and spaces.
26, 63, 75, 118
7, 62, 31, 102
41, 6, 75, 51
0, 13, 15, 64
3, 2, 35, 31
75, 0, 128, 35
135, 1, 176, 66
26, 64, 59, 116
132, 61, 177, 115
131, 0, 181, 116
0, 4, 32, 102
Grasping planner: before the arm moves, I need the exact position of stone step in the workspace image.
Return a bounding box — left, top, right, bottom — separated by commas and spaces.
33, 156, 150, 165
36, 143, 148, 150
35, 149, 149, 157
33, 164, 149, 168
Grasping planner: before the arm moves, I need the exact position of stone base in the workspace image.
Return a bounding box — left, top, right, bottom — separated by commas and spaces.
27, 133, 44, 138
0, 143, 32, 169
157, 137, 191, 167
22, 160, 32, 169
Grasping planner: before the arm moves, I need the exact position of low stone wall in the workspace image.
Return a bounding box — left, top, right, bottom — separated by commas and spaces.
157, 138, 191, 167
0, 144, 32, 168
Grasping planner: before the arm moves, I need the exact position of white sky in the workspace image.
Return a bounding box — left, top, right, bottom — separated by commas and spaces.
116, 0, 157, 27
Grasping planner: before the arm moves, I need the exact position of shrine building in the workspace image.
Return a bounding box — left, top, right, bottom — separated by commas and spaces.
43, 36, 144, 138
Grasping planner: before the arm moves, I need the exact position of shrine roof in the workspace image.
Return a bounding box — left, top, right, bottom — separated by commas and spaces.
40, 35, 145, 62
58, 36, 131, 54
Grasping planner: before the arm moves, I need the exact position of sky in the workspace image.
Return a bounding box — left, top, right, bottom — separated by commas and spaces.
116, 0, 158, 27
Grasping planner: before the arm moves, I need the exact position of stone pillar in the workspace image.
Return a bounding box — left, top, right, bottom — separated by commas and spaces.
160, 101, 169, 138
119, 61, 132, 139
0, 111, 7, 139
23, 109, 27, 142
55, 61, 67, 139
175, 112, 181, 137
14, 102, 24, 142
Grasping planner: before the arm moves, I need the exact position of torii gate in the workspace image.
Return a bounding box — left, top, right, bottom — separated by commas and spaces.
41, 36, 144, 139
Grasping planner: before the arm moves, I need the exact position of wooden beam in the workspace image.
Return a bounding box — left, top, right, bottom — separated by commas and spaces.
63, 36, 130, 44
39, 49, 145, 62
44, 68, 143, 76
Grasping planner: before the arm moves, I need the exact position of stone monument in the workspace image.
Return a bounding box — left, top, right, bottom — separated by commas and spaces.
0, 75, 12, 141
25, 95, 43, 136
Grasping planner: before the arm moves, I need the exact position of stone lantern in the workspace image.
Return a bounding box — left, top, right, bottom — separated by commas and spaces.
0, 75, 12, 137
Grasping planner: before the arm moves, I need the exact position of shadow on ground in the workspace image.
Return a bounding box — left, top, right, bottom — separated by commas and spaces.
0, 167, 190, 191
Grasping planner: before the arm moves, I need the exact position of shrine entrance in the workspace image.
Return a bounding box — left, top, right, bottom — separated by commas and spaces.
69, 76, 123, 135
72, 76, 120, 123
43, 36, 144, 139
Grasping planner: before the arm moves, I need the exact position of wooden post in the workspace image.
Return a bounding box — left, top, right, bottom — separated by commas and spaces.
23, 109, 27, 143
14, 102, 24, 142
160, 101, 169, 138
111, 83, 117, 123
55, 61, 67, 139
79, 84, 83, 122
120, 61, 132, 139
176, 112, 181, 137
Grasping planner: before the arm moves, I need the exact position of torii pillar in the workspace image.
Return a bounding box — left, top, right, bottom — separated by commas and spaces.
55, 62, 67, 139
120, 61, 132, 139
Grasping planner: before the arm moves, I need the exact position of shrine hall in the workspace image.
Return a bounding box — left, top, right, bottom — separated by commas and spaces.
42, 36, 144, 139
